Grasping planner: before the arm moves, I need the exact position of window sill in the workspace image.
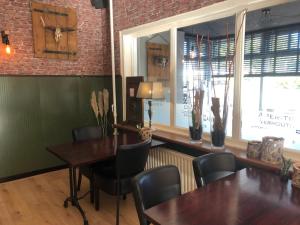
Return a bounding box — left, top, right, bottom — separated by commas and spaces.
116, 123, 300, 173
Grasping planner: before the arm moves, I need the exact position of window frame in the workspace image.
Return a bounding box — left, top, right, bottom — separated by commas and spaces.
119, 0, 299, 158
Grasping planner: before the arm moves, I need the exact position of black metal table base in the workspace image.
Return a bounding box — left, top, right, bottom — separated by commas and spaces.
64, 167, 89, 225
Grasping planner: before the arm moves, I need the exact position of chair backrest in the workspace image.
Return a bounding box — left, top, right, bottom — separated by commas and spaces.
193, 152, 236, 187
132, 165, 181, 225
116, 138, 151, 178
72, 126, 102, 142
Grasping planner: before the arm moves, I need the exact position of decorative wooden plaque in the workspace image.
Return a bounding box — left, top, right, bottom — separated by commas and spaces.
31, 1, 78, 60
146, 42, 170, 81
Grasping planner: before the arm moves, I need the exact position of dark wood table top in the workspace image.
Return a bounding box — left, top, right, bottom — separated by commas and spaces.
144, 168, 300, 225
47, 131, 165, 167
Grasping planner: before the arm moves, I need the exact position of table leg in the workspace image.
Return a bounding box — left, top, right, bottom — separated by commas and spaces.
72, 167, 89, 225
64, 166, 89, 225
64, 167, 74, 207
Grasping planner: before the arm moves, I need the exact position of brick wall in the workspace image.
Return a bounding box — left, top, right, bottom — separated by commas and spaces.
0, 0, 223, 76
112, 0, 224, 74
0, 0, 111, 75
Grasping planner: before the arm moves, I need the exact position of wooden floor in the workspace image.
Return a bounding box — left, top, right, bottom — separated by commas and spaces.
0, 169, 140, 225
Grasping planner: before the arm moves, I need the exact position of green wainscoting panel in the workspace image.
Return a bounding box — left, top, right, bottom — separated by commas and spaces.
116, 76, 123, 123
0, 77, 44, 178
78, 76, 114, 126
0, 76, 122, 179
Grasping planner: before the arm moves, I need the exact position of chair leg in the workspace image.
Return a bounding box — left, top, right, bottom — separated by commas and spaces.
94, 186, 100, 211
90, 179, 94, 203
122, 194, 126, 200
116, 192, 120, 225
77, 171, 82, 191
116, 179, 121, 225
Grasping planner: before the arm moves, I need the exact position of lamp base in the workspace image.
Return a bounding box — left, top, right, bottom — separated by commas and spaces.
148, 100, 152, 129
143, 121, 156, 131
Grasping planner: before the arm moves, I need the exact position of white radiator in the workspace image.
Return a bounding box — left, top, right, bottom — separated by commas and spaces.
145, 147, 196, 193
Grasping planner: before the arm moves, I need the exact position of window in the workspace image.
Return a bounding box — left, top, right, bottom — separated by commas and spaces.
121, 0, 300, 152
137, 31, 171, 126
176, 16, 235, 136
241, 2, 300, 150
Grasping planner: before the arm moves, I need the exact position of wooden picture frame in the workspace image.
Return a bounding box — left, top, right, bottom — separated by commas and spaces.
146, 42, 170, 82
31, 1, 78, 60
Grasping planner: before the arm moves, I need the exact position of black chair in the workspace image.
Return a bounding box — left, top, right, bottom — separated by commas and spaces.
72, 126, 103, 203
192, 152, 236, 188
132, 165, 181, 225
93, 138, 151, 225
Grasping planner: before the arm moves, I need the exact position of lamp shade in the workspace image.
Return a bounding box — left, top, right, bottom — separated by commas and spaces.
136, 81, 165, 99
136, 82, 153, 99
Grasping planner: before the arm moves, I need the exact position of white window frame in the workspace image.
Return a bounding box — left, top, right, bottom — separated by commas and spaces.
119, 0, 300, 160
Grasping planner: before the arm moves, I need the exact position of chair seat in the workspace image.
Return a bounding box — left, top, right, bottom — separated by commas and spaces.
205, 171, 235, 185
80, 158, 115, 178
94, 166, 134, 195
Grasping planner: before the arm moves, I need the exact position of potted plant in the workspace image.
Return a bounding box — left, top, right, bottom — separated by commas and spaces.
280, 156, 292, 182
208, 13, 246, 148
91, 89, 110, 136
136, 124, 152, 140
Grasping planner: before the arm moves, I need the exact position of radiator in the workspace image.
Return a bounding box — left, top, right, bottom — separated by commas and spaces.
145, 147, 196, 193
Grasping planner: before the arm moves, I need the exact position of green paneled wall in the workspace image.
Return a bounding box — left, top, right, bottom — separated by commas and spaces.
0, 76, 122, 179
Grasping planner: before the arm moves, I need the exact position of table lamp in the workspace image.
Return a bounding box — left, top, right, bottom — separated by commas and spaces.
136, 81, 164, 128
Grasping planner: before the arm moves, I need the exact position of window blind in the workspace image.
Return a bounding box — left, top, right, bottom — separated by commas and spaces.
244, 24, 300, 77
184, 24, 300, 78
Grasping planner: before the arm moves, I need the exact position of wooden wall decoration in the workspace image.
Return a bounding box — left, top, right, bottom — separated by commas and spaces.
126, 76, 144, 126
31, 1, 77, 60
146, 42, 170, 81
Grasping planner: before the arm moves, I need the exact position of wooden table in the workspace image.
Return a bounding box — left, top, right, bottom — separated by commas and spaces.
47, 130, 165, 225
145, 168, 300, 225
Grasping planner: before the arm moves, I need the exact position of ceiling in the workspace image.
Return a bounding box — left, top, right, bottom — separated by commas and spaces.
180, 0, 300, 38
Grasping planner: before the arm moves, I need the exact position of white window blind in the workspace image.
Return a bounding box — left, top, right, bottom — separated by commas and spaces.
244, 24, 300, 77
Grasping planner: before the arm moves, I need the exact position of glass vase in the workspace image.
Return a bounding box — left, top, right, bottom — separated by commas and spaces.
210, 97, 226, 149
188, 109, 203, 143
211, 128, 225, 148
189, 126, 203, 143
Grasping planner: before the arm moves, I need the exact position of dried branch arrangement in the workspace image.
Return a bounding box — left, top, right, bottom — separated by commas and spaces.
208, 11, 247, 136
191, 89, 204, 129
191, 34, 205, 131
91, 89, 110, 136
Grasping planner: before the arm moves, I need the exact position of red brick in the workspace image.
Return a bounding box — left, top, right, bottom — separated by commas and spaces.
0, 0, 222, 76
0, 0, 110, 75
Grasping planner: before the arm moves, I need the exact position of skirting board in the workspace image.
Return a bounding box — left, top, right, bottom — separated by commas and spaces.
0, 164, 67, 184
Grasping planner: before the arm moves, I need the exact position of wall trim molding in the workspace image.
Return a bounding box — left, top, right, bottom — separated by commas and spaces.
0, 164, 67, 184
